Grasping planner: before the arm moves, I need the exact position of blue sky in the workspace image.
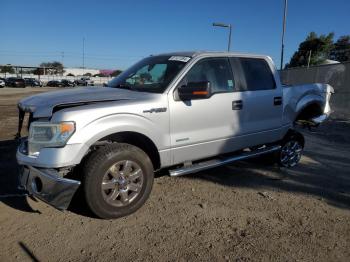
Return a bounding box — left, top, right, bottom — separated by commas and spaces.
1, 0, 349, 70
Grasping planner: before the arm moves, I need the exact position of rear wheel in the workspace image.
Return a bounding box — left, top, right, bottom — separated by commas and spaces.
83, 143, 154, 219
277, 132, 304, 167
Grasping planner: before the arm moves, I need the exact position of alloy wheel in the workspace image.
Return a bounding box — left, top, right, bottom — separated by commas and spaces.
101, 160, 144, 207
280, 140, 303, 167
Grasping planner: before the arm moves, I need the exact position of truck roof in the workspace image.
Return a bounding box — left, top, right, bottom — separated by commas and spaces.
154, 51, 271, 60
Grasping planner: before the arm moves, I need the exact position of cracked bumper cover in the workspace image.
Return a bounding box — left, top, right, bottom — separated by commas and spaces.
19, 166, 81, 210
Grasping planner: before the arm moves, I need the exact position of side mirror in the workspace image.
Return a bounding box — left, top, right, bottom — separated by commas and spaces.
178, 81, 211, 100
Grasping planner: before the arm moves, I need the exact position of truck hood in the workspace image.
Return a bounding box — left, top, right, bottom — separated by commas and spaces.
18, 87, 151, 118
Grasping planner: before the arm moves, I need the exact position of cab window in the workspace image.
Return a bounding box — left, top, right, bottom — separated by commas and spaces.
184, 58, 235, 94
236, 58, 276, 91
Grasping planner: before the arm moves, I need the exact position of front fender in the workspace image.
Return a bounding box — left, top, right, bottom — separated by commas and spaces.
17, 114, 168, 169
68, 113, 168, 151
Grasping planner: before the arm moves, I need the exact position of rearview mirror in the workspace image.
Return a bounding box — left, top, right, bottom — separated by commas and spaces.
178, 81, 211, 100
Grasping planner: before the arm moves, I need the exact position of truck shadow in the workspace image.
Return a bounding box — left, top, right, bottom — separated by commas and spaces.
180, 123, 350, 210
0, 139, 40, 213
182, 155, 350, 210
0, 138, 96, 217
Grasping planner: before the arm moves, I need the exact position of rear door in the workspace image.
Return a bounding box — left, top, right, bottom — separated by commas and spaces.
229, 57, 284, 144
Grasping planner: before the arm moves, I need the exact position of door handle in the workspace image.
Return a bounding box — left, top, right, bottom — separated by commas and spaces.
232, 100, 243, 110
274, 96, 282, 106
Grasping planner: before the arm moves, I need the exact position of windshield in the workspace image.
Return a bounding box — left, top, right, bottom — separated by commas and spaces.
107, 55, 190, 93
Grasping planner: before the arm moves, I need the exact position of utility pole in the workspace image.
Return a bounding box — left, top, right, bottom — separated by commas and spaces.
83, 37, 85, 75
280, 0, 288, 70
307, 50, 312, 68
213, 22, 232, 52
228, 24, 232, 52
5, 64, 11, 78
61, 51, 64, 64
61, 51, 64, 76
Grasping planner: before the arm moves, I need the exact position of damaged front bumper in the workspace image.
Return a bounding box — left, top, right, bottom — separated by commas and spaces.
19, 166, 80, 210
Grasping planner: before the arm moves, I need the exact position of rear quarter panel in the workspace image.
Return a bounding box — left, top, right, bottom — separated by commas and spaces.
282, 83, 330, 124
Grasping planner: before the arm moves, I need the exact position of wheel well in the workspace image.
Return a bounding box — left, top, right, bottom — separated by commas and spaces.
95, 132, 161, 170
284, 129, 305, 147
295, 102, 323, 122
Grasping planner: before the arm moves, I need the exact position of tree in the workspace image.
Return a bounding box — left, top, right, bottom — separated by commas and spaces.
330, 35, 350, 62
39, 61, 64, 75
111, 70, 122, 77
83, 72, 92, 77
286, 32, 334, 68
66, 73, 75, 77
0, 65, 15, 74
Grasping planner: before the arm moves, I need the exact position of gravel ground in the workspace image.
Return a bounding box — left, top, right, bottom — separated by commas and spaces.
0, 87, 349, 262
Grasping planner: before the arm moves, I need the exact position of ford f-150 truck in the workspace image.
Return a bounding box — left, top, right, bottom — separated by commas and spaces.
16, 51, 333, 218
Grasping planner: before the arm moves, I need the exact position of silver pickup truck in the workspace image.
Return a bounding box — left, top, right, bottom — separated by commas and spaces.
16, 51, 333, 218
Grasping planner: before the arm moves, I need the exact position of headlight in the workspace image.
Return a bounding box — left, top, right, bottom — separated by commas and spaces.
28, 121, 75, 156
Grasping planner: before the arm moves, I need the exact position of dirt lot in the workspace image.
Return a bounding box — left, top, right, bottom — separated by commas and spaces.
0, 87, 349, 262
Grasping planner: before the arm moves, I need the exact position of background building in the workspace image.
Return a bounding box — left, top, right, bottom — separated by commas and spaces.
64, 68, 101, 76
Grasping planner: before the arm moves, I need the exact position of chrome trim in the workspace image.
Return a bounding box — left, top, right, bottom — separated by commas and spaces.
19, 166, 80, 210
169, 145, 281, 177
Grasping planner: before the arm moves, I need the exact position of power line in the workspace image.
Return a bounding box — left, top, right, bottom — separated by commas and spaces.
0, 51, 144, 60
0, 50, 145, 57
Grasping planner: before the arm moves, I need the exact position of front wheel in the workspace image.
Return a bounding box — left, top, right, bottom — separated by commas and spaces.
83, 143, 154, 219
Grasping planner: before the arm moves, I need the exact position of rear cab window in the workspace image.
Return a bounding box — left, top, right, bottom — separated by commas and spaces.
230, 57, 276, 91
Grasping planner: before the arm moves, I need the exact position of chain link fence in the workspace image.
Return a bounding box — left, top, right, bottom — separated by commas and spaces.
280, 62, 350, 119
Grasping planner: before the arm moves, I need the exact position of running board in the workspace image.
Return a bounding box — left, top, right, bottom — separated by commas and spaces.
169, 145, 281, 177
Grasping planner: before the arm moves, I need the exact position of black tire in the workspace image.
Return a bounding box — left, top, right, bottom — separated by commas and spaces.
276, 130, 304, 168
83, 143, 154, 219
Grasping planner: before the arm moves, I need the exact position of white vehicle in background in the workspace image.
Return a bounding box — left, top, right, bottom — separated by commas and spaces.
0, 78, 5, 88
74, 77, 94, 86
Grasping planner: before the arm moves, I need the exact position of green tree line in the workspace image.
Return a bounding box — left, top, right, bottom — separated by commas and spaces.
286, 32, 350, 68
